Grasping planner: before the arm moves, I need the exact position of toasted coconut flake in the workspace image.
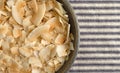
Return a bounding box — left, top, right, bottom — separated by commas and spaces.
7, 63, 20, 73
28, 25, 36, 33
28, 17, 58, 41
0, 25, 8, 35
0, 16, 8, 25
29, 57, 42, 68
8, 17, 18, 25
7, 0, 15, 8
32, 68, 40, 73
28, 25, 48, 41
0, 0, 73, 72
48, 60, 54, 67
65, 24, 70, 43
44, 16, 58, 26
53, 59, 62, 71
31, 0, 38, 13
19, 47, 33, 57
12, 0, 26, 24
15, 0, 26, 18
0, 39, 3, 48
54, 8, 68, 22
5, 6, 11, 12
50, 45, 56, 58
70, 42, 74, 50
45, 11, 55, 19
20, 30, 26, 42
0, 22, 9, 36
32, 44, 44, 51
0, 0, 5, 10
41, 39, 50, 46
40, 31, 57, 43
0, 34, 5, 40
6, 36, 15, 43
52, 17, 65, 33
54, 59, 59, 65
10, 47, 19, 55
25, 41, 37, 48
13, 28, 22, 38
54, 63, 62, 71
33, 51, 39, 57
57, 2, 66, 14
22, 16, 32, 27
59, 17, 65, 28
24, 5, 32, 17
2, 40, 10, 50
44, 65, 55, 73
31, 2, 46, 26
46, 0, 54, 11
55, 34, 66, 45
56, 45, 68, 57
6, 29, 13, 37
12, 6, 22, 24
46, 44, 56, 58
0, 10, 7, 16
59, 16, 68, 29
57, 57, 65, 64
39, 47, 51, 62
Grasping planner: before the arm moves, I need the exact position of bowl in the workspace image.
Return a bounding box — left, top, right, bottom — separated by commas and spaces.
57, 0, 79, 73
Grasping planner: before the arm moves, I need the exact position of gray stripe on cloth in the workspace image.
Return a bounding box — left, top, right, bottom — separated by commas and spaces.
68, 0, 120, 73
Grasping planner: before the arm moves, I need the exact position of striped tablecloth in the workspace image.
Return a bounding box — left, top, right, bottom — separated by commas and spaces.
69, 0, 120, 73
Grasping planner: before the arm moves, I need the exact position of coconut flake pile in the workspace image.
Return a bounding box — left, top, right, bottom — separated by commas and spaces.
0, 0, 74, 73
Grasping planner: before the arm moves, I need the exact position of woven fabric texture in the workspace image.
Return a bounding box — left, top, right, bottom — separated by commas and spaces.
69, 0, 120, 73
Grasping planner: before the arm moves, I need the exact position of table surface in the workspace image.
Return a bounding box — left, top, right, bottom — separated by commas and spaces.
69, 0, 120, 73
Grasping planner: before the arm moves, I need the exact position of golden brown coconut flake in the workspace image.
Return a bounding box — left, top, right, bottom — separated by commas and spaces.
31, 0, 38, 13
12, 0, 26, 24
0, 0, 6, 10
31, 2, 46, 26
0, 0, 74, 73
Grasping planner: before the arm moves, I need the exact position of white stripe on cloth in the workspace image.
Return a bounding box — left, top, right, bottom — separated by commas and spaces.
68, 0, 120, 73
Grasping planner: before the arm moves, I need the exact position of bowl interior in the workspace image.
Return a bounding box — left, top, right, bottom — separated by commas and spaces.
56, 0, 78, 73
